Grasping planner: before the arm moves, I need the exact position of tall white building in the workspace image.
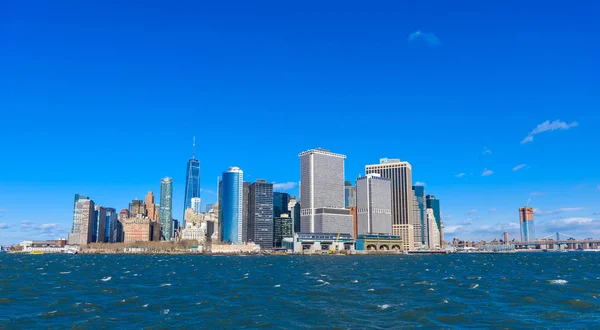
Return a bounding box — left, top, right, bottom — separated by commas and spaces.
427, 208, 440, 249
412, 194, 423, 248
356, 173, 392, 235
191, 197, 202, 215
299, 148, 353, 235
365, 158, 415, 250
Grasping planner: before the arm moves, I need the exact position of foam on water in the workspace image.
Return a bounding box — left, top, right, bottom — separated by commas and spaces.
274, 284, 281, 288
549, 279, 568, 285
101, 277, 112, 282
160, 283, 172, 287
378, 304, 391, 310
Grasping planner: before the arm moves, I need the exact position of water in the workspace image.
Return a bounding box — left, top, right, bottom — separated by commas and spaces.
2, 253, 600, 328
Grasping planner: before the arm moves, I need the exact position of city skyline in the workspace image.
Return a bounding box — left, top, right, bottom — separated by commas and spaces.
2, 1, 600, 244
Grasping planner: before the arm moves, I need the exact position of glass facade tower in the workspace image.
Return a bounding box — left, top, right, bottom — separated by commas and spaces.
160, 177, 173, 241
220, 167, 243, 243
413, 186, 427, 245
249, 180, 274, 249
273, 192, 290, 218
184, 138, 200, 220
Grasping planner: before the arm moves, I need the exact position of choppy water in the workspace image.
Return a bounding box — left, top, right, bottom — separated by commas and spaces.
1, 253, 600, 328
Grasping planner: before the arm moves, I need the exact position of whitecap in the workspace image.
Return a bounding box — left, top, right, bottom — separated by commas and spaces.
274, 284, 281, 288
37, 267, 44, 270
549, 279, 568, 285
470, 284, 479, 289
60, 271, 71, 274
442, 299, 449, 304
244, 273, 249, 276
367, 289, 375, 292
101, 277, 112, 282
378, 304, 391, 310
160, 283, 172, 287
428, 288, 435, 291
124, 271, 131, 274
304, 272, 310, 275
352, 280, 358, 283
161, 309, 170, 315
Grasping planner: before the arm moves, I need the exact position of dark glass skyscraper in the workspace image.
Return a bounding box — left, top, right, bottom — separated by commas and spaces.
273, 192, 290, 218
413, 186, 427, 245
183, 137, 200, 219
249, 180, 274, 249
220, 167, 243, 243
344, 181, 356, 208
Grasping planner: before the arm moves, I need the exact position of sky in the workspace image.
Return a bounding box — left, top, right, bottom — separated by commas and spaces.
1, 0, 599, 244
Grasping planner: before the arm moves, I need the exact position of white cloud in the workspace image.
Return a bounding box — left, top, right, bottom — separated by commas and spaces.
0, 223, 8, 229
482, 147, 492, 155
21, 220, 61, 233
481, 169, 494, 177
521, 120, 578, 144
415, 181, 426, 186
273, 182, 298, 191
467, 209, 477, 215
513, 164, 528, 172
489, 208, 497, 213
444, 225, 462, 234
546, 217, 596, 231
533, 207, 584, 216
455, 173, 466, 178
408, 30, 442, 47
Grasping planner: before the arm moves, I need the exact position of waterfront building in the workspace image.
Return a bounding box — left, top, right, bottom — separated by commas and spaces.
249, 180, 274, 249
69, 197, 95, 245
181, 208, 207, 243
288, 232, 355, 253
299, 148, 353, 235
356, 174, 392, 235
121, 215, 160, 243
160, 177, 173, 241
349, 206, 357, 238
220, 167, 243, 243
427, 208, 441, 249
273, 192, 290, 217
344, 181, 356, 208
412, 186, 428, 247
191, 197, 202, 215
426, 195, 443, 247
273, 214, 293, 248
355, 234, 403, 251
365, 158, 414, 250
105, 207, 117, 243
145, 192, 157, 220
503, 232, 510, 245
293, 202, 301, 233
183, 137, 201, 221
116, 209, 129, 242
242, 182, 251, 242
519, 207, 535, 242
92, 206, 106, 243
129, 199, 146, 218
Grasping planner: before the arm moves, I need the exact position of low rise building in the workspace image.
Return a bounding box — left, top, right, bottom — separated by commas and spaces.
355, 234, 403, 251
121, 215, 160, 243
289, 232, 354, 253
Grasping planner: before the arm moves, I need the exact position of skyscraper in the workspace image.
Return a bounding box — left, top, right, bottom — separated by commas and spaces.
220, 167, 243, 243
366, 158, 414, 250
413, 186, 428, 247
299, 148, 353, 235
68, 195, 95, 245
160, 177, 173, 241
273, 214, 293, 248
344, 181, 356, 208
427, 208, 441, 249
356, 173, 392, 235
426, 195, 443, 247
519, 207, 535, 242
248, 180, 274, 248
145, 192, 156, 220
93, 206, 107, 243
273, 192, 290, 217
129, 199, 146, 218
242, 182, 251, 242
105, 207, 117, 243
183, 137, 201, 220
191, 197, 202, 215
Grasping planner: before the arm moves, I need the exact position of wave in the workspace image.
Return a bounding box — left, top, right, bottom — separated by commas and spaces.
549, 279, 568, 285
101, 277, 112, 282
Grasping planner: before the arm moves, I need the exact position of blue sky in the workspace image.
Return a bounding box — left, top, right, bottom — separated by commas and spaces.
1, 0, 599, 244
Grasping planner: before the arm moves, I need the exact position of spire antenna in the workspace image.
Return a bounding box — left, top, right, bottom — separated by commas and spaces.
192, 136, 196, 159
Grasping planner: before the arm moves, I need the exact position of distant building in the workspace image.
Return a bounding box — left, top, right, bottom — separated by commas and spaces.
121, 215, 160, 243
355, 234, 403, 251
117, 209, 129, 242
299, 148, 353, 235
503, 232, 510, 245
242, 182, 251, 242
205, 204, 214, 213
129, 199, 146, 218
344, 181, 356, 208
349, 206, 357, 238
287, 232, 355, 253
356, 173, 392, 236
93, 206, 107, 243
105, 207, 117, 243
412, 186, 427, 247
68, 196, 94, 245
412, 194, 422, 247
293, 202, 301, 233
273, 192, 290, 217
220, 167, 243, 243
191, 197, 202, 215
366, 158, 414, 250
183, 137, 201, 221
181, 208, 207, 243
519, 207, 535, 242
426, 195, 443, 248
145, 192, 157, 220
248, 180, 274, 249
273, 214, 293, 248
160, 177, 173, 241
427, 208, 440, 249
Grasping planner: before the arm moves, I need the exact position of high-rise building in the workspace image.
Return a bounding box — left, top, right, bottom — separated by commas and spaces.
412, 186, 427, 247
426, 195, 443, 247
273, 192, 290, 217
105, 207, 117, 243
344, 181, 356, 208
117, 209, 129, 242
412, 194, 422, 247
242, 182, 251, 242
68, 196, 95, 245
220, 167, 243, 243
503, 232, 510, 245
365, 158, 414, 250
129, 199, 146, 218
273, 214, 293, 248
160, 177, 173, 241
293, 202, 301, 233
191, 197, 202, 215
427, 208, 440, 249
183, 137, 201, 221
356, 174, 392, 235
299, 148, 353, 235
93, 206, 107, 243
145, 192, 157, 220
249, 180, 274, 249
519, 207, 535, 242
